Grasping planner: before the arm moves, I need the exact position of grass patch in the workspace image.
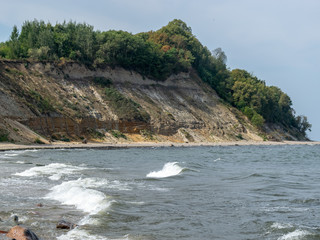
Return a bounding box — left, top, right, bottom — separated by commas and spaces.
28, 90, 55, 114
104, 87, 150, 122
258, 133, 268, 141
140, 129, 155, 140
110, 130, 127, 139
180, 129, 194, 142
5, 68, 24, 76
87, 128, 105, 139
236, 133, 244, 140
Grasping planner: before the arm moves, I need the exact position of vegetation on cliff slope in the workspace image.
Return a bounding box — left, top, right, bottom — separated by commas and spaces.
0, 19, 311, 137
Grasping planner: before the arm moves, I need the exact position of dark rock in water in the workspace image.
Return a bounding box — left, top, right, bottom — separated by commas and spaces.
13, 215, 19, 224
56, 220, 78, 229
6, 225, 40, 240
36, 203, 43, 207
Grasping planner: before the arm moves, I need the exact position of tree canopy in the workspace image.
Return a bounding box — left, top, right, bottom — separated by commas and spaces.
0, 19, 311, 137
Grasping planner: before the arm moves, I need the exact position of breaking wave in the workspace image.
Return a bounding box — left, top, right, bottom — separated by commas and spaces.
146, 162, 184, 178
14, 163, 88, 180
45, 178, 111, 215
277, 229, 311, 240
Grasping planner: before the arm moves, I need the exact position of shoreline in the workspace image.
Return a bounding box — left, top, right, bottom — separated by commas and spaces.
0, 140, 319, 151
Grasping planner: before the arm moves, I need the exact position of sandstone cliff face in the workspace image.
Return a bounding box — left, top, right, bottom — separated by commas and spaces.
0, 60, 273, 143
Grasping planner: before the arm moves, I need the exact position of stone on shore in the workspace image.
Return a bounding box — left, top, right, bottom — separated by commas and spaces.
6, 225, 39, 240
56, 220, 78, 229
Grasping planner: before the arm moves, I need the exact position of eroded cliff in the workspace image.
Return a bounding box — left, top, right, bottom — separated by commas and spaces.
0, 60, 300, 144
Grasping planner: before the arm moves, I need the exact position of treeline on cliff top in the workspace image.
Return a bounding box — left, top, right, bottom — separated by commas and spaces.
0, 19, 311, 136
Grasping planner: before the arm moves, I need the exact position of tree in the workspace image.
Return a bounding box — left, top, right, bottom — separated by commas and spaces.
8, 25, 20, 58
296, 115, 312, 136
213, 48, 227, 65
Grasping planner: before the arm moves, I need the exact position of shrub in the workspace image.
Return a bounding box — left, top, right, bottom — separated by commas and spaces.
251, 113, 265, 127
0, 129, 9, 142
236, 134, 244, 140
34, 137, 45, 144
93, 77, 112, 87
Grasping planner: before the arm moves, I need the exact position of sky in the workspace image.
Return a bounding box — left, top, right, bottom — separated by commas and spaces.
0, 0, 319, 140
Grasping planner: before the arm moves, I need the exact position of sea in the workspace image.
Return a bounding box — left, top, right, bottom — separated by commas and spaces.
0, 144, 320, 240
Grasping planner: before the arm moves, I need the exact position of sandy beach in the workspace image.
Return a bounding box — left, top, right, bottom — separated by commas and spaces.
0, 140, 319, 151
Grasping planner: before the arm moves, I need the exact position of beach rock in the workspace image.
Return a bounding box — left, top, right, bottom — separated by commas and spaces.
56, 220, 78, 229
36, 203, 43, 207
6, 226, 39, 240
82, 138, 87, 144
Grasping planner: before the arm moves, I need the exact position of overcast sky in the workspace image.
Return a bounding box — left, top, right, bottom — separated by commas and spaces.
1, 0, 319, 140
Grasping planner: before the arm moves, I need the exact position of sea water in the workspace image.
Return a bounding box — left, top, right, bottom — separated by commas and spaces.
0, 145, 320, 240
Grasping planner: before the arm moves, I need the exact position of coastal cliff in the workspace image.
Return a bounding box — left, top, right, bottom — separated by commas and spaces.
0, 60, 306, 144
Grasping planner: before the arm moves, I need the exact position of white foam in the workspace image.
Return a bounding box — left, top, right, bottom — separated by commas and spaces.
14, 163, 88, 180
78, 215, 99, 226
46, 178, 111, 214
57, 228, 130, 240
107, 180, 131, 191
146, 162, 184, 178
277, 229, 310, 240
271, 222, 293, 229
1, 150, 38, 158
56, 229, 108, 240
5, 153, 19, 157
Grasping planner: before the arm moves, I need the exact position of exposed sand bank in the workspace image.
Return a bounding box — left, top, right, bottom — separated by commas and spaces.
0, 140, 319, 151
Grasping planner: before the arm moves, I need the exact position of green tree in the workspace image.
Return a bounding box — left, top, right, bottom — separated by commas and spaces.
8, 25, 20, 58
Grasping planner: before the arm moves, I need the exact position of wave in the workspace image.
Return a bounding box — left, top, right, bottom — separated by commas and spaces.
146, 162, 184, 178
262, 206, 309, 213
14, 163, 88, 180
0, 149, 39, 158
45, 178, 112, 215
5, 153, 19, 157
105, 180, 131, 191
277, 229, 311, 240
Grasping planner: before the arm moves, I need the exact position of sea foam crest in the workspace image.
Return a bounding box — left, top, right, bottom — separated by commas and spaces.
14, 163, 87, 180
146, 162, 184, 178
46, 178, 111, 214
277, 229, 310, 240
